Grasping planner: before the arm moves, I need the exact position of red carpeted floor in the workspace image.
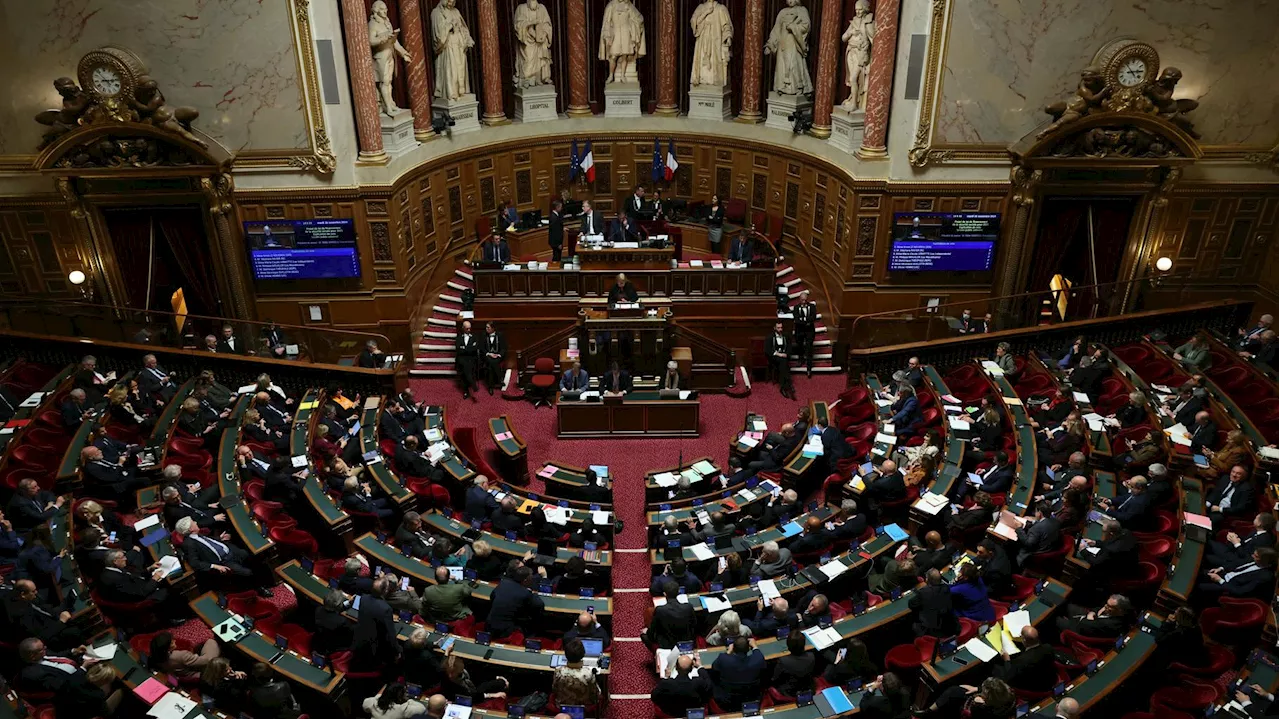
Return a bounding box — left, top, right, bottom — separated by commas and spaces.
409, 374, 847, 716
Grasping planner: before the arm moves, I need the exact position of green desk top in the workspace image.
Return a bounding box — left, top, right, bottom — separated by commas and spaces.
497, 482, 601, 511
147, 378, 197, 446
348, 538, 611, 614
732, 413, 768, 455
362, 402, 412, 505
216, 400, 274, 555
678, 534, 899, 616
56, 414, 100, 479
651, 506, 834, 565
1162, 478, 1206, 601
275, 561, 610, 673
865, 375, 889, 415
646, 478, 781, 526
491, 487, 612, 527
1031, 618, 1162, 716
488, 416, 526, 459
1075, 472, 1118, 545
0, 364, 74, 453
923, 578, 1072, 684
284, 390, 350, 527
190, 592, 344, 693
922, 365, 967, 481
1004, 425, 1039, 515
422, 512, 612, 566
133, 485, 194, 586
784, 402, 829, 477
104, 636, 218, 718
47, 507, 91, 616
645, 457, 722, 493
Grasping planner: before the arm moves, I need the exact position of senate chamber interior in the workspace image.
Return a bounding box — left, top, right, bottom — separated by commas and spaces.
0, 1, 1277, 718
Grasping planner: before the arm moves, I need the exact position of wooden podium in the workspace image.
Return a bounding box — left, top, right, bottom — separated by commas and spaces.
578, 299, 672, 375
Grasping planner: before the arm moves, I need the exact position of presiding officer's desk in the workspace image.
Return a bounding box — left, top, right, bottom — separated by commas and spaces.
557, 389, 700, 439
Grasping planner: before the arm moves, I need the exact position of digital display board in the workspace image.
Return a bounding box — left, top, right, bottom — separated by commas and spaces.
887, 212, 1000, 272
244, 219, 361, 280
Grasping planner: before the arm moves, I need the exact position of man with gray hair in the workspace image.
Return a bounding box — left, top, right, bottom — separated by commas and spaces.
162, 464, 220, 508
746, 596, 789, 636
161, 485, 225, 530
97, 547, 188, 622
1101, 475, 1154, 531
173, 517, 276, 598
312, 589, 354, 655
1041, 451, 1087, 496
338, 557, 373, 595
1078, 518, 1139, 601
1054, 697, 1080, 719
750, 540, 792, 578
138, 353, 177, 403
1055, 593, 1132, 638
402, 627, 445, 686
1144, 463, 1174, 506
829, 498, 868, 540
59, 388, 92, 431
1189, 410, 1217, 454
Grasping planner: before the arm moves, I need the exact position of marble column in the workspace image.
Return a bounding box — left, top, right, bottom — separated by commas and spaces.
857, 0, 901, 159
565, 0, 592, 116
399, 0, 435, 140
476, 0, 508, 125
736, 0, 766, 123
654, 0, 679, 116
340, 0, 387, 162
809, 0, 843, 137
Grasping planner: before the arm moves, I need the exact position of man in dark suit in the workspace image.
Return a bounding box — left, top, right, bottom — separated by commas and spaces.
97, 549, 184, 614
888, 386, 922, 437
580, 200, 604, 235
455, 320, 480, 399
1206, 464, 1256, 527
560, 361, 590, 392
1166, 386, 1205, 428
728, 233, 754, 263
710, 637, 767, 711
972, 452, 1015, 497
651, 652, 712, 717
601, 362, 631, 394
910, 531, 956, 573
1055, 594, 1132, 638
60, 388, 92, 431
341, 477, 395, 520
992, 626, 1057, 692
1067, 346, 1109, 400
161, 485, 225, 531
746, 425, 799, 477
395, 435, 436, 479
4, 580, 83, 650
789, 515, 831, 556
480, 322, 506, 394
464, 476, 501, 523
767, 321, 794, 399
479, 234, 511, 264
395, 512, 439, 558
609, 212, 647, 243
260, 321, 287, 357
357, 339, 387, 369
80, 446, 146, 505
1013, 498, 1064, 565
1198, 547, 1277, 601
1188, 411, 1218, 454
487, 566, 545, 638
547, 199, 565, 262
6, 479, 63, 533
1206, 512, 1276, 569
909, 569, 958, 637
489, 496, 525, 537
863, 459, 907, 507
379, 400, 409, 444
173, 518, 276, 598
649, 558, 703, 596
975, 540, 1013, 597
792, 290, 817, 376
816, 417, 853, 474
1101, 476, 1155, 531
312, 590, 355, 656
896, 356, 925, 389
216, 324, 248, 355
353, 577, 401, 666
607, 273, 639, 306
957, 309, 985, 335
138, 354, 177, 403
626, 186, 648, 219
16, 638, 116, 711
644, 580, 695, 649
1040, 452, 1088, 498
337, 558, 374, 595
1078, 519, 1139, 602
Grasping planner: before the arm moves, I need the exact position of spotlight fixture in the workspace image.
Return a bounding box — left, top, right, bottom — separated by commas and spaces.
431, 112, 455, 137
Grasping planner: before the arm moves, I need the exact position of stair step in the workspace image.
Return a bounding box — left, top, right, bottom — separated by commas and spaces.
438, 294, 463, 304
454, 268, 473, 281
410, 368, 459, 377
427, 317, 456, 327
814, 339, 832, 347
781, 277, 803, 289
434, 305, 461, 316
775, 265, 793, 278
424, 330, 458, 339
792, 365, 843, 374
416, 356, 455, 364
417, 343, 454, 352
789, 352, 834, 361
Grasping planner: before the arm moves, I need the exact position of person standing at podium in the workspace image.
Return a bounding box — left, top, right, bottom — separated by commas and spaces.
548, 199, 565, 263
728, 232, 754, 263
768, 321, 795, 399
660, 361, 684, 391
455, 321, 480, 399
581, 200, 604, 236
793, 290, 817, 377
480, 233, 510, 264
707, 195, 725, 252
608, 273, 639, 306
481, 322, 506, 395
602, 361, 631, 395
561, 361, 589, 392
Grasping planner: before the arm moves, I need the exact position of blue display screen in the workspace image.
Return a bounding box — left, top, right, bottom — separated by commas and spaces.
888, 212, 1000, 272
244, 219, 361, 280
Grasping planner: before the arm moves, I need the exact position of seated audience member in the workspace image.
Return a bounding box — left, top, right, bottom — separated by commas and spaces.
395, 512, 439, 558
420, 565, 473, 623
1112, 391, 1149, 428
400, 629, 444, 688
1078, 519, 1140, 599
199, 657, 248, 716
4, 579, 83, 650
911, 531, 958, 573
560, 360, 589, 392
394, 435, 437, 479
772, 631, 817, 698
1206, 464, 1256, 526
794, 593, 832, 629
489, 496, 526, 538
705, 609, 752, 647
868, 558, 918, 597
888, 385, 922, 437
745, 597, 790, 638
948, 492, 996, 534
992, 342, 1016, 375
148, 632, 220, 681
651, 653, 712, 717
13, 525, 62, 599
1068, 345, 1110, 400
337, 557, 373, 595
1040, 451, 1089, 497
710, 637, 767, 712
823, 637, 879, 686
357, 339, 388, 369
1144, 463, 1175, 507
1173, 335, 1211, 370
992, 626, 1056, 692
341, 476, 395, 521
245, 662, 303, 719
788, 515, 831, 555
563, 611, 609, 644
463, 475, 500, 522
862, 459, 907, 511
1100, 475, 1155, 531
442, 648, 509, 704
1199, 547, 1277, 602
750, 541, 793, 579
552, 639, 601, 708
1245, 330, 1278, 369
98, 549, 188, 622
313, 589, 355, 656
1055, 593, 1133, 638
241, 409, 287, 453
656, 515, 693, 548
1014, 500, 1062, 567
487, 565, 545, 638
1206, 511, 1277, 569
1205, 429, 1253, 477
1114, 428, 1164, 473
464, 540, 505, 581
1188, 410, 1218, 454
80, 446, 147, 504
1039, 413, 1086, 466
969, 452, 1015, 497
651, 557, 703, 596
107, 383, 154, 433
828, 499, 869, 541
177, 397, 219, 448
964, 406, 1005, 465
364, 682, 427, 719
949, 561, 995, 622
643, 580, 695, 649
714, 551, 750, 588
909, 569, 959, 638
859, 672, 912, 719
1148, 606, 1205, 675
17, 638, 123, 716
894, 356, 924, 388
922, 677, 1016, 719
60, 388, 92, 431
577, 466, 613, 505
569, 516, 606, 548
974, 540, 1013, 597
173, 517, 276, 597
526, 506, 563, 543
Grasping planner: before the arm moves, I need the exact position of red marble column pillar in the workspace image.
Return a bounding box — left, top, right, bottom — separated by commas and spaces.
340, 0, 387, 162
654, 0, 679, 115
477, 0, 508, 125
736, 0, 766, 123
398, 0, 434, 140
810, 0, 843, 137
858, 0, 901, 158
565, 0, 592, 116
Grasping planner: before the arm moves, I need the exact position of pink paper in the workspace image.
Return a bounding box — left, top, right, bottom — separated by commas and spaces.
746, 431, 764, 440
1183, 512, 1212, 530
495, 431, 513, 441
537, 465, 557, 478
134, 677, 169, 705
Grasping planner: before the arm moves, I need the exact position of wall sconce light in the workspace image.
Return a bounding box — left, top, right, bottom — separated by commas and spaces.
1154, 256, 1173, 273
1149, 256, 1173, 288
68, 269, 95, 302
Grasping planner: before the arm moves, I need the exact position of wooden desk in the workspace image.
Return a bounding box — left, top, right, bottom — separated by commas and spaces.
645, 456, 722, 503
290, 391, 355, 551
782, 401, 830, 481
646, 477, 780, 530
217, 398, 277, 561
472, 265, 777, 303
650, 506, 832, 566
361, 399, 416, 510
576, 244, 674, 269
1156, 478, 1206, 613
556, 392, 700, 438
422, 512, 613, 568
1029, 619, 1160, 716
487, 415, 529, 484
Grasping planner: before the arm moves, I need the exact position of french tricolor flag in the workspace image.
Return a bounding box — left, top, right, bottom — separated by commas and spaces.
664, 138, 678, 181
581, 141, 595, 183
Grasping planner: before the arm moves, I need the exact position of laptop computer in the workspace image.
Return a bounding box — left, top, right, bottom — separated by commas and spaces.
533, 537, 558, 566
580, 638, 604, 657
658, 389, 682, 399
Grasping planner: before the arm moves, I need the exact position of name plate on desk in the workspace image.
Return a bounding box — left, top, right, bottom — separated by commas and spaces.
613, 242, 640, 249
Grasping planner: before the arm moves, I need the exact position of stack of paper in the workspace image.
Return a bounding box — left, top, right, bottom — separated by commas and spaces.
543, 506, 573, 525
819, 559, 848, 580
980, 361, 1004, 375
874, 432, 897, 446
801, 439, 824, 458
950, 418, 971, 430
146, 693, 197, 719
592, 510, 611, 525
693, 460, 717, 476
158, 555, 182, 576
86, 642, 117, 661
752, 418, 768, 432
738, 434, 760, 449
962, 636, 998, 662
1260, 446, 1280, 460
425, 428, 444, 442
757, 579, 781, 601
848, 476, 866, 492
701, 594, 732, 612
134, 514, 162, 532
803, 625, 843, 650
915, 492, 950, 515
537, 465, 559, 479
944, 404, 965, 415
494, 431, 514, 442
881, 423, 896, 434
652, 472, 678, 487
874, 399, 893, 407
680, 469, 702, 485
1004, 396, 1024, 407
688, 543, 715, 560
1004, 609, 1031, 637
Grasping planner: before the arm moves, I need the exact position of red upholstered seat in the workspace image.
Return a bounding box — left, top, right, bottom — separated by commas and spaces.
268, 526, 319, 557
1199, 597, 1267, 643
1168, 645, 1234, 678
1022, 533, 1074, 577
529, 357, 558, 408
454, 427, 501, 481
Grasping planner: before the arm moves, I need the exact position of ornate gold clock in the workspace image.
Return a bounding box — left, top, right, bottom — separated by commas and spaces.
76, 46, 148, 120
1092, 39, 1161, 111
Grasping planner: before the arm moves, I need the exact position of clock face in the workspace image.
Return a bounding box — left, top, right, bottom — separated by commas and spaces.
1116, 57, 1148, 87
91, 66, 122, 96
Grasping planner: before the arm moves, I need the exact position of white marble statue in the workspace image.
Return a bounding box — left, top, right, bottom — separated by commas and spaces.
599, 0, 646, 85
369, 0, 412, 116
764, 0, 813, 96
840, 0, 874, 111
690, 0, 733, 87
513, 0, 553, 88
431, 0, 475, 100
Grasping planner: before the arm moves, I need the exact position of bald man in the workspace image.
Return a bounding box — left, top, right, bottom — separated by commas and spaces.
651, 652, 713, 716
992, 625, 1056, 691
1054, 698, 1080, 719
789, 515, 831, 555
5, 580, 83, 650
564, 611, 608, 643
424, 694, 449, 719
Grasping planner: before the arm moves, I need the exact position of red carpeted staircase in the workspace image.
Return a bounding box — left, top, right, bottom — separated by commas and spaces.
775, 263, 841, 375
411, 266, 474, 378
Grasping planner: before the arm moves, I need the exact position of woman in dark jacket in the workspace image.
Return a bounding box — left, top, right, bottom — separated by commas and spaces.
713, 552, 750, 588
200, 657, 248, 716
1055, 335, 1087, 371
464, 540, 506, 581
242, 409, 289, 453
527, 507, 562, 542
964, 407, 1005, 467
823, 637, 879, 685
14, 525, 62, 597
108, 383, 155, 433
1039, 414, 1086, 466
860, 672, 912, 719
772, 632, 817, 698
1114, 391, 1149, 428
1030, 389, 1073, 428
568, 517, 606, 548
